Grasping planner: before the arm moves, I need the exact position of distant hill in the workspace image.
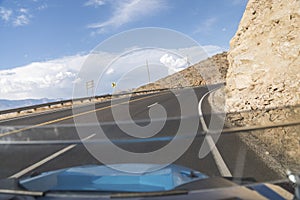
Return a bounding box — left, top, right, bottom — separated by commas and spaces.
0, 98, 62, 111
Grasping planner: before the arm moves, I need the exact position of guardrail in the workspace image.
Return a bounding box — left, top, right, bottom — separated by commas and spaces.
0, 88, 168, 116
0, 83, 225, 117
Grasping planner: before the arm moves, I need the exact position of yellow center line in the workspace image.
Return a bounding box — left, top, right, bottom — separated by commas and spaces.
0, 92, 168, 138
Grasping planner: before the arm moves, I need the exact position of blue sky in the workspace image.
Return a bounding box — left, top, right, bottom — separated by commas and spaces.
0, 0, 247, 69
0, 0, 248, 99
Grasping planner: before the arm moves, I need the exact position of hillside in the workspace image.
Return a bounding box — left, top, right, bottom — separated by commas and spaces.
137, 52, 228, 91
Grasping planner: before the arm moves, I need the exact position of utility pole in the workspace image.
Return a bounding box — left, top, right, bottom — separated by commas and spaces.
146, 59, 151, 83
186, 55, 191, 67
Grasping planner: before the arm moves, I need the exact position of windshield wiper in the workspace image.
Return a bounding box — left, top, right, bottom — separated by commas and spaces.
41, 189, 188, 199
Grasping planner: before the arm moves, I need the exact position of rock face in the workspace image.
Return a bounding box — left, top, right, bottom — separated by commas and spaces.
225, 0, 300, 113
225, 0, 300, 175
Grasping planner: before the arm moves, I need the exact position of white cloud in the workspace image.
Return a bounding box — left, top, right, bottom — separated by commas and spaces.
0, 44, 224, 100
37, 4, 48, 11
0, 7, 12, 22
106, 68, 115, 75
158, 45, 225, 75
73, 77, 82, 84
84, 0, 106, 7
0, 54, 87, 100
0, 6, 34, 26
13, 14, 30, 26
88, 0, 167, 33
0, 7, 31, 26
160, 54, 187, 69
194, 17, 218, 34
19, 8, 28, 13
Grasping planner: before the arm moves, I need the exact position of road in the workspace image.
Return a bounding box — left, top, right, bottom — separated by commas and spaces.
0, 85, 280, 183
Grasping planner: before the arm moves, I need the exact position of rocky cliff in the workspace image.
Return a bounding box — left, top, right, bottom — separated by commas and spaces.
225, 0, 300, 175
225, 0, 300, 113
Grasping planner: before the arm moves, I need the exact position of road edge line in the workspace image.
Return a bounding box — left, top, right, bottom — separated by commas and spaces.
198, 87, 232, 177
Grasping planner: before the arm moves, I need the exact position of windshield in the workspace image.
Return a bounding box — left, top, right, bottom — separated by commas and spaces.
0, 0, 299, 199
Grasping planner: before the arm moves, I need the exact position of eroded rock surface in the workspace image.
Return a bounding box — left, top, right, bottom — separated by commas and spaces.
225, 0, 300, 175
226, 0, 300, 113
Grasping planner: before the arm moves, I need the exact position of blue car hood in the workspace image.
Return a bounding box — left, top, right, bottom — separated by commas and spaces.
19, 164, 207, 192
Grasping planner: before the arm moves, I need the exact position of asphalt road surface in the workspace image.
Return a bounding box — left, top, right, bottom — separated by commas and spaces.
0, 85, 281, 183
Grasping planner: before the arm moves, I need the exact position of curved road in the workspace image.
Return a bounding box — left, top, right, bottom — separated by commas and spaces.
0, 85, 280, 183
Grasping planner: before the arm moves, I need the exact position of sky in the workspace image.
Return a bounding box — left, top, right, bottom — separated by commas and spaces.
0, 0, 248, 100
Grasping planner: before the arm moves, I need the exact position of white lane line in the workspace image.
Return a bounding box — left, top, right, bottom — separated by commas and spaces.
198, 88, 232, 177
197, 88, 219, 132
205, 135, 232, 177
9, 134, 96, 179
147, 102, 158, 108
